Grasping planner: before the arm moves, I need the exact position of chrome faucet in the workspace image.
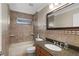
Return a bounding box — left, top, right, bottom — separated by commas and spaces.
59, 42, 64, 48
64, 43, 68, 49
53, 41, 56, 45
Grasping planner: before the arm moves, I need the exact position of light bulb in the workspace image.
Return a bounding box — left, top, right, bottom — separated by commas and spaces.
49, 3, 54, 9
54, 3, 59, 6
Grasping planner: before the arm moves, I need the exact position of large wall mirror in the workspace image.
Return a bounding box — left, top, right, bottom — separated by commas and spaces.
46, 3, 79, 30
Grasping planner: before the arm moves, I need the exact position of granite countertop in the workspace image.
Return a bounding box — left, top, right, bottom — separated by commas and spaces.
35, 41, 79, 56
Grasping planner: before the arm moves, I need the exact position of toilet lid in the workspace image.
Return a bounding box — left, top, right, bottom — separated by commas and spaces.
26, 46, 35, 50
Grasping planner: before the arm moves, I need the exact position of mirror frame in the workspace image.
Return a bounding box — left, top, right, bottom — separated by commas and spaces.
46, 3, 79, 30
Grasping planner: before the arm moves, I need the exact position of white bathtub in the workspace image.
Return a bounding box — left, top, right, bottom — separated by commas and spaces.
9, 41, 34, 56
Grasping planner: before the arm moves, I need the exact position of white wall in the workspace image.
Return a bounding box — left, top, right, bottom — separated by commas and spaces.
0, 3, 2, 52
0, 3, 10, 55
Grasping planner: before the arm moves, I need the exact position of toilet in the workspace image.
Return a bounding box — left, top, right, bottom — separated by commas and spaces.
26, 46, 36, 56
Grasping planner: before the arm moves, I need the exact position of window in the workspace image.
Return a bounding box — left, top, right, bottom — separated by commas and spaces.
16, 17, 32, 25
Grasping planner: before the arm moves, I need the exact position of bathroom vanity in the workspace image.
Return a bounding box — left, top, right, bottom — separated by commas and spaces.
35, 40, 79, 56
42, 3, 79, 56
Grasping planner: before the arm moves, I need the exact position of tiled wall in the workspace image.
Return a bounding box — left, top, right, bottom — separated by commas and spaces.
46, 30, 79, 47
33, 13, 38, 38
10, 11, 33, 44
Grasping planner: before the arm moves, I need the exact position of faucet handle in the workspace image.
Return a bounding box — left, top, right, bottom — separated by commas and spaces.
59, 42, 64, 48
53, 41, 56, 45
56, 42, 60, 46
64, 43, 68, 49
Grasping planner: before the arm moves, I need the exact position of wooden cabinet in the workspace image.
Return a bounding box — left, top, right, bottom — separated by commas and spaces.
36, 45, 52, 56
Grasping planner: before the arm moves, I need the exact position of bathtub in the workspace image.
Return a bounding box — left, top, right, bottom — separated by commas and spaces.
9, 41, 34, 56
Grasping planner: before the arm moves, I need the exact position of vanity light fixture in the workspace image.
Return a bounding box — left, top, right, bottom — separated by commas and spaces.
54, 3, 59, 6
49, 3, 59, 9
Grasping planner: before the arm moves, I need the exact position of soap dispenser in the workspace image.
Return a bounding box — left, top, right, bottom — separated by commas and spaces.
35, 33, 43, 41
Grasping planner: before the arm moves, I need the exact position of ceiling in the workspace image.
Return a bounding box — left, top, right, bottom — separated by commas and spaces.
9, 3, 49, 14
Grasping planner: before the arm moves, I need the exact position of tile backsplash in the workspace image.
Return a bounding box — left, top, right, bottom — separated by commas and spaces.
46, 29, 79, 47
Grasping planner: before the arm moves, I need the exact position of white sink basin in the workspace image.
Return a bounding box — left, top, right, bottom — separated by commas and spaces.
45, 44, 62, 51
35, 38, 43, 41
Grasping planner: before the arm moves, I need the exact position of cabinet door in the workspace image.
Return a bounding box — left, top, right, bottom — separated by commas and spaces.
39, 47, 51, 56
36, 46, 51, 56
36, 46, 41, 56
